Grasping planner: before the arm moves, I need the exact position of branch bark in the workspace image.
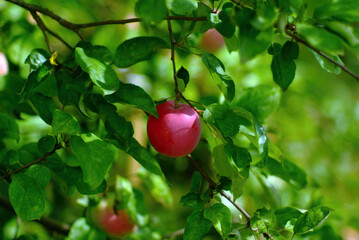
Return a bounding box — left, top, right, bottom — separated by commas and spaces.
286, 30, 359, 83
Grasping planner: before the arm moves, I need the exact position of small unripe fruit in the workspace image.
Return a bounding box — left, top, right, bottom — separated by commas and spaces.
200, 29, 225, 53
147, 100, 201, 157
88, 200, 135, 236
0, 52, 9, 76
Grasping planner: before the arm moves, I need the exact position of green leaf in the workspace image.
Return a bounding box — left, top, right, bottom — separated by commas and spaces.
184, 209, 212, 240
312, 51, 343, 75
167, 0, 198, 16
104, 112, 134, 150
215, 4, 235, 38
281, 41, 299, 62
25, 48, 50, 72
25, 165, 51, 188
250, 207, 276, 234
30, 93, 57, 125
250, 3, 277, 30
9, 174, 45, 220
126, 138, 164, 178
19, 63, 54, 102
314, 0, 359, 23
271, 50, 296, 91
138, 168, 172, 206
296, 23, 344, 54
84, 94, 117, 115
68, 167, 108, 195
105, 82, 158, 117
294, 206, 332, 234
114, 37, 168, 68
265, 157, 307, 189
204, 203, 232, 239
135, 0, 167, 24
52, 109, 81, 135
236, 8, 273, 62
70, 136, 114, 189
190, 171, 203, 192
75, 47, 119, 91
176, 66, 190, 93
66, 218, 106, 240
115, 175, 133, 209
201, 53, 235, 102
180, 192, 204, 209
275, 207, 303, 227
1, 150, 19, 167
268, 43, 282, 56
235, 85, 281, 122
0, 113, 19, 141
37, 135, 56, 155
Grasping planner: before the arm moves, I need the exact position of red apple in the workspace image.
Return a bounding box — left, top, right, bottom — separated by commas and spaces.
0, 52, 9, 76
147, 100, 201, 157
88, 201, 135, 236
200, 29, 225, 53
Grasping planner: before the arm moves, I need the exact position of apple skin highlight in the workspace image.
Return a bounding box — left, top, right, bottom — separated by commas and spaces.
147, 100, 202, 157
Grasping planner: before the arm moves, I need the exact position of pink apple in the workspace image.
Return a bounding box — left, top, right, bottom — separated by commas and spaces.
147, 100, 202, 157
88, 201, 135, 236
200, 29, 225, 53
0, 52, 9, 76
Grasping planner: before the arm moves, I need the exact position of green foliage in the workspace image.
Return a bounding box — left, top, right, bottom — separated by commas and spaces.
0, 0, 357, 239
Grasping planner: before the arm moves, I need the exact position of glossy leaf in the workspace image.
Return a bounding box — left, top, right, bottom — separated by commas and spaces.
52, 109, 81, 135
104, 112, 134, 150
312, 51, 343, 75
114, 37, 168, 68
9, 174, 45, 220
25, 48, 50, 72
271, 49, 296, 91
281, 41, 299, 62
66, 218, 106, 240
75, 47, 119, 91
204, 203, 232, 239
105, 82, 158, 117
215, 4, 235, 38
167, 0, 198, 15
235, 85, 281, 122
201, 53, 235, 102
275, 207, 303, 227
176, 66, 190, 93
250, 207, 276, 234
184, 209, 212, 240
70, 136, 115, 189
294, 206, 332, 234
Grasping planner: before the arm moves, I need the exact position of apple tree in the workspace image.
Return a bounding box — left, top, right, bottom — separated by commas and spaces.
0, 0, 358, 239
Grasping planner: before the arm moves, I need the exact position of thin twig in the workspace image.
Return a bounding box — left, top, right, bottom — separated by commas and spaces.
162, 228, 185, 239
187, 154, 274, 239
30, 11, 52, 53
44, 26, 73, 50
167, 14, 180, 107
0, 196, 70, 235
286, 30, 359, 83
0, 145, 61, 182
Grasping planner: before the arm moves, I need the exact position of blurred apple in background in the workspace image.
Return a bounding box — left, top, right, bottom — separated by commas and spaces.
200, 28, 225, 53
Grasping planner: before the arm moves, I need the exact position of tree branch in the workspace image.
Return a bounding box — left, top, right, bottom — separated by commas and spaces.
0, 196, 70, 235
30, 11, 52, 53
44, 25, 73, 50
286, 30, 359, 83
167, 14, 181, 107
0, 144, 61, 183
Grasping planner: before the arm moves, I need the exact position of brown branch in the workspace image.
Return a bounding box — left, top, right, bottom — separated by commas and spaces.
0, 196, 70, 235
167, 14, 181, 107
30, 11, 52, 53
0, 144, 61, 183
286, 30, 359, 83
